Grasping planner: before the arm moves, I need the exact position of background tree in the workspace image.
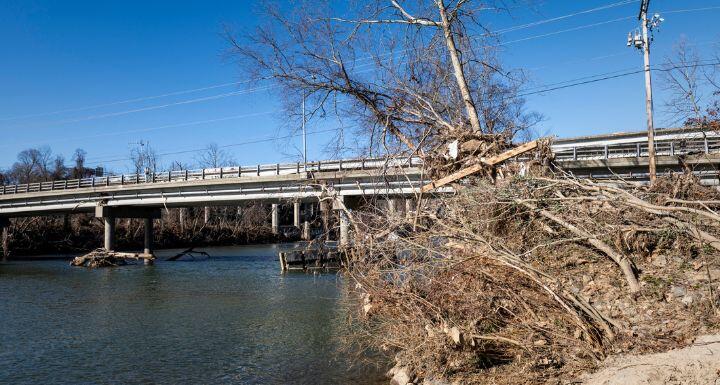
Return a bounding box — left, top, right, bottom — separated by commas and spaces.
129, 141, 159, 174
195, 143, 235, 169
661, 38, 720, 128
71, 149, 88, 179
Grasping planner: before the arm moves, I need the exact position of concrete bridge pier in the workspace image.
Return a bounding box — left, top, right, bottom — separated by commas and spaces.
332, 196, 350, 247
271, 203, 279, 235
96, 206, 160, 263
1, 217, 10, 262
143, 217, 154, 265
103, 217, 115, 252
293, 201, 301, 229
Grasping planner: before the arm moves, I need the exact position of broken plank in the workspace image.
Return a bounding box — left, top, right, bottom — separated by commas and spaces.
420, 140, 539, 193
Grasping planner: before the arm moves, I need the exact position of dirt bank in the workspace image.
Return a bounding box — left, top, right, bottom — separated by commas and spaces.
583, 335, 720, 385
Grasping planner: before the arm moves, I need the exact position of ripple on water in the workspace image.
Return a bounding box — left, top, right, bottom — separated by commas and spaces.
0, 245, 386, 385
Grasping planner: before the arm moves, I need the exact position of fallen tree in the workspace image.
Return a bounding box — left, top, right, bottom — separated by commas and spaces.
344, 161, 720, 384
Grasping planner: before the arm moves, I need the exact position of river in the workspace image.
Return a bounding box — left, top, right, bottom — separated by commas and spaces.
0, 244, 386, 385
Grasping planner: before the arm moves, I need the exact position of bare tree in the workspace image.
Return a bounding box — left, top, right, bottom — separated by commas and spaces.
51, 155, 67, 180
661, 38, 720, 127
227, 0, 538, 159
129, 141, 159, 174
71, 149, 88, 179
195, 143, 236, 168
10, 146, 53, 183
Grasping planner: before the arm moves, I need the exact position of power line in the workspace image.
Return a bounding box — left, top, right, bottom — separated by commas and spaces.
87, 127, 343, 165
0, 111, 275, 150
517, 61, 720, 98
495, 0, 638, 34
0, 1, 652, 125
0, 78, 266, 122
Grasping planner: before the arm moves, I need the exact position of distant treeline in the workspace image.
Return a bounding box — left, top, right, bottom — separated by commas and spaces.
0, 147, 96, 185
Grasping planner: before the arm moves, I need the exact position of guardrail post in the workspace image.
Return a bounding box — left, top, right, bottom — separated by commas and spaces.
185, 170, 189, 181
238, 167, 242, 178
136, 174, 139, 184
339, 159, 343, 171
106, 176, 110, 186
705, 137, 710, 154
276, 163, 280, 175
604, 145, 608, 159
152, 173, 156, 183
572, 147, 577, 161
296, 162, 300, 174
256, 165, 260, 176
219, 168, 223, 179
317, 161, 321, 171
670, 142, 675, 156
201, 169, 205, 180
361, 159, 365, 170
92, 178, 95, 188
636, 143, 641, 157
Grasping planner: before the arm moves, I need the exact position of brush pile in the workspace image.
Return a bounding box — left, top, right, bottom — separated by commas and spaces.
346, 158, 720, 384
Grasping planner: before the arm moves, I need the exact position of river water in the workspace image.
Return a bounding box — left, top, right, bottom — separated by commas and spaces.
0, 245, 386, 385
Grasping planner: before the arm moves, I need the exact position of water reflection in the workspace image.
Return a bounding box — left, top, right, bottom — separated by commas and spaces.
0, 245, 386, 385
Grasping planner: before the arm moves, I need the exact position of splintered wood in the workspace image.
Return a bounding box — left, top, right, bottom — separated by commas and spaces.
421, 139, 539, 192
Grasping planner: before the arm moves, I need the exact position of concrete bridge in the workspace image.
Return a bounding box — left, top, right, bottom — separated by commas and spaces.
0, 127, 718, 259
0, 158, 429, 258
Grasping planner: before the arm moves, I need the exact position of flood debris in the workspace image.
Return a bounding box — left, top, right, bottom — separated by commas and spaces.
342, 141, 720, 385
166, 247, 210, 261
71, 248, 154, 268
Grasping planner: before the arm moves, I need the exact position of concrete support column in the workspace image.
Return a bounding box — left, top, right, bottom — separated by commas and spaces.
339, 210, 349, 248
293, 201, 301, 228
271, 203, 279, 235
143, 217, 154, 265
204, 206, 210, 225
302, 221, 311, 240
405, 198, 413, 218
143, 217, 153, 256
103, 217, 115, 252
320, 200, 330, 241
387, 198, 397, 215
1, 227, 9, 262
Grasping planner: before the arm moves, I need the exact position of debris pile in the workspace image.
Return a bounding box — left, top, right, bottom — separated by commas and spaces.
345, 143, 720, 384
71, 249, 153, 268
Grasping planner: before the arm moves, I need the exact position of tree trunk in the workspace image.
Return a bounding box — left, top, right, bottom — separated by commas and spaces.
436, 0, 482, 133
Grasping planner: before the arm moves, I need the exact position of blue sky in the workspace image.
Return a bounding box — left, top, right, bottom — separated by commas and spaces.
1, 0, 718, 173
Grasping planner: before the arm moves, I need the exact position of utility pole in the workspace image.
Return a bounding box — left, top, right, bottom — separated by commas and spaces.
627, 0, 663, 183
302, 90, 307, 171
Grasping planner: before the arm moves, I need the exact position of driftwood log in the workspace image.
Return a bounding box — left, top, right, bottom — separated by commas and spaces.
71, 248, 153, 268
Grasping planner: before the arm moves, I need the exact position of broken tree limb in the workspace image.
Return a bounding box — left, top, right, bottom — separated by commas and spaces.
421, 140, 539, 193
520, 201, 642, 293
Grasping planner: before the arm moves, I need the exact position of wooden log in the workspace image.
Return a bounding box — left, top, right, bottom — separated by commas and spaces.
421, 140, 540, 193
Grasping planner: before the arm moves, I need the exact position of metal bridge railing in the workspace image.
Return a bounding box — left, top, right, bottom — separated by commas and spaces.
0, 157, 423, 196
553, 136, 718, 161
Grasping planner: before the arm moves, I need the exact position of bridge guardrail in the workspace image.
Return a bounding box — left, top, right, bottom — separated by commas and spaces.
0, 157, 423, 196
553, 136, 718, 161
